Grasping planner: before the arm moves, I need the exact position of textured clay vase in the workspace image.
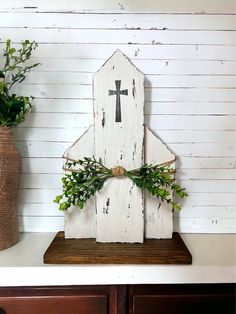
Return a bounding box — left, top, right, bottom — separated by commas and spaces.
0, 126, 21, 250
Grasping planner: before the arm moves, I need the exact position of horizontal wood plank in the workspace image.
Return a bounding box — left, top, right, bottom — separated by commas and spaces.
44, 232, 192, 264
1, 28, 236, 45
20, 174, 62, 189
14, 129, 236, 144
175, 205, 236, 218
22, 72, 236, 87
0, 13, 236, 30
146, 103, 236, 115
19, 216, 64, 232
0, 0, 235, 14
14, 114, 236, 132
3, 44, 234, 61
19, 203, 62, 217
19, 189, 236, 208
148, 115, 236, 130
18, 216, 236, 233
180, 180, 236, 193
14, 128, 87, 142
5, 58, 236, 75
19, 113, 93, 128
19, 157, 236, 173
174, 217, 236, 233
20, 160, 236, 179
17, 144, 236, 166
11, 83, 236, 100
170, 143, 236, 157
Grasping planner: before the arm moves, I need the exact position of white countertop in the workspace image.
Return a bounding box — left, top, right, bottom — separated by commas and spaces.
0, 233, 235, 286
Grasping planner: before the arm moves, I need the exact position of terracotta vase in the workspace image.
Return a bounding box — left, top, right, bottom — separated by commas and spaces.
0, 126, 21, 250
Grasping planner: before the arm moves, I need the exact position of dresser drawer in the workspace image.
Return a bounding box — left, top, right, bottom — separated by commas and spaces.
129, 284, 235, 314
0, 286, 109, 314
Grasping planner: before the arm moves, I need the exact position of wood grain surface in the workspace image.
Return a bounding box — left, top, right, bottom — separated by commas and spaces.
94, 50, 144, 243
44, 232, 192, 264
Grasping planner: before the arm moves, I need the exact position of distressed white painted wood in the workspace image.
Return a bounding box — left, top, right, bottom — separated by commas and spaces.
20, 72, 236, 88
3, 44, 235, 61
1, 0, 235, 234
147, 103, 236, 114
19, 191, 236, 210
12, 83, 236, 99
20, 113, 92, 128
19, 193, 236, 219
19, 216, 64, 233
15, 134, 236, 158
144, 127, 175, 238
20, 175, 236, 192
174, 217, 236, 233
94, 50, 144, 243
147, 116, 236, 130
19, 216, 236, 233
5, 59, 236, 75
63, 125, 96, 238
1, 13, 236, 30
18, 157, 236, 174
0, 0, 235, 14
13, 128, 236, 144
1, 28, 236, 45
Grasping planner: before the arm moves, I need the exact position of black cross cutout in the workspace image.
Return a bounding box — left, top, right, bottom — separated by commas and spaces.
108, 80, 128, 122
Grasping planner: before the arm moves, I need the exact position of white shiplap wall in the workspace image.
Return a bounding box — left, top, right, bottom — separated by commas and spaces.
0, 0, 235, 233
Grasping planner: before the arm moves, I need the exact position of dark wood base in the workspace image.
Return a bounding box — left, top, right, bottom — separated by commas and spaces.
44, 232, 192, 264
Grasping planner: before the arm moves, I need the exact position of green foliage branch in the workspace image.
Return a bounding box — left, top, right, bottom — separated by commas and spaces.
0, 39, 40, 126
54, 157, 188, 212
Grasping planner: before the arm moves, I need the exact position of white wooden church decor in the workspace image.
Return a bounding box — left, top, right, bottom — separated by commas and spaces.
63, 50, 175, 243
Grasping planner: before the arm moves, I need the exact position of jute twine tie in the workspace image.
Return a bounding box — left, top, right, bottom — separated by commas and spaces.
112, 166, 126, 176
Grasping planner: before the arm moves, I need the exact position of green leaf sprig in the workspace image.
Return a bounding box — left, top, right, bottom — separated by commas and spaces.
0, 39, 40, 127
1, 39, 40, 89
54, 157, 187, 211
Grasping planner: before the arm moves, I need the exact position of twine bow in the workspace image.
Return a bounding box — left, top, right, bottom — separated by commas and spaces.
55, 156, 187, 212
112, 166, 126, 176
63, 157, 176, 176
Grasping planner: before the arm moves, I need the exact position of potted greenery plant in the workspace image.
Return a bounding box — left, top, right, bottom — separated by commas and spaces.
0, 39, 39, 250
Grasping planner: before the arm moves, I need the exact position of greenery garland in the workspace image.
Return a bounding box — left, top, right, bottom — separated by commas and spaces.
54, 157, 187, 212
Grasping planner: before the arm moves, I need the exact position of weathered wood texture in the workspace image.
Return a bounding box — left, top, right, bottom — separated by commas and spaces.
63, 125, 96, 239
1, 0, 235, 233
44, 231, 192, 264
94, 50, 144, 243
0, 0, 235, 13
64, 50, 175, 242
144, 127, 175, 239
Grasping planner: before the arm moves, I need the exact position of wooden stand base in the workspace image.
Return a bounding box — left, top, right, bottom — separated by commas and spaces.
44, 232, 192, 264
